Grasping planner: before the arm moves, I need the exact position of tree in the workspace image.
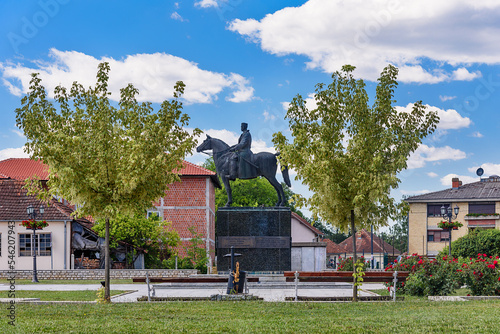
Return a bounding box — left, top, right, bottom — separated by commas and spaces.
16, 62, 200, 301
92, 213, 180, 268
379, 215, 409, 255
273, 64, 438, 300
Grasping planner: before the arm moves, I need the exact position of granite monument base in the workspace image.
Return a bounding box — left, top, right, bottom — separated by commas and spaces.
216, 207, 291, 272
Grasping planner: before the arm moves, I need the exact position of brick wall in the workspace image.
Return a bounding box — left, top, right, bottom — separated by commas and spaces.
157, 176, 216, 265
0, 269, 197, 280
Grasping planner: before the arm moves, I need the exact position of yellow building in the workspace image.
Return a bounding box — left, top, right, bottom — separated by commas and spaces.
406, 176, 500, 257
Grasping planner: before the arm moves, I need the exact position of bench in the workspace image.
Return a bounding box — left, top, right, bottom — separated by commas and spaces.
283, 271, 409, 283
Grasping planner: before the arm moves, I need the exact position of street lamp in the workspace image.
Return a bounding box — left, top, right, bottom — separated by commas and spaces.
26, 204, 44, 283
441, 205, 459, 257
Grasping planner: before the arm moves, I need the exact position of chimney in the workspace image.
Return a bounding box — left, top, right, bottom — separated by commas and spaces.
452, 177, 461, 189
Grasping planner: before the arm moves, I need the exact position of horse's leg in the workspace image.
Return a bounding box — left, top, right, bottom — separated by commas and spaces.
221, 175, 233, 207
264, 175, 285, 207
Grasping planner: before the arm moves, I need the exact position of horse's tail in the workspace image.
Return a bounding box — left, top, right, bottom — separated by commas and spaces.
274, 152, 291, 187
282, 166, 291, 187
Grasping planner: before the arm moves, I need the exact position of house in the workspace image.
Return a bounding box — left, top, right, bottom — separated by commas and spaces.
0, 158, 220, 271
290, 212, 327, 271
405, 176, 500, 257
325, 229, 401, 269
0, 178, 96, 270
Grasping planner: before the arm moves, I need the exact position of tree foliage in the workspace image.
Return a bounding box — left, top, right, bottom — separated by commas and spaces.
92, 213, 180, 267
379, 215, 409, 254
16, 62, 200, 219
16, 62, 200, 299
272, 64, 438, 231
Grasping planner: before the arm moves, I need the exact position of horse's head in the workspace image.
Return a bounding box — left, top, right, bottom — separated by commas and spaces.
196, 135, 212, 153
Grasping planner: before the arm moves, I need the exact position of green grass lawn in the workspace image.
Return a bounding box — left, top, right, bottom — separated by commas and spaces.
1, 300, 499, 333
0, 290, 126, 301
0, 279, 136, 285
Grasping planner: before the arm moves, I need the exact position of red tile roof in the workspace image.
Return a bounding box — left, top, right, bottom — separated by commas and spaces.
334, 229, 401, 255
291, 211, 324, 236
321, 238, 345, 254
0, 178, 91, 226
0, 158, 49, 180
177, 160, 216, 176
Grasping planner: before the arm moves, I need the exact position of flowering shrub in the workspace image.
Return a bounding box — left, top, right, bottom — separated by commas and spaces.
459, 254, 500, 296
338, 256, 369, 271
21, 219, 48, 230
385, 253, 500, 296
437, 221, 463, 230
385, 254, 461, 296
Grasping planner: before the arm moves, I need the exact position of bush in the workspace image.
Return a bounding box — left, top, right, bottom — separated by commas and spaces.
338, 256, 369, 271
385, 254, 461, 296
450, 229, 500, 259
459, 254, 500, 296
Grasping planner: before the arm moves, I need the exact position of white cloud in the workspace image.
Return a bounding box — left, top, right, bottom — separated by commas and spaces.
468, 163, 500, 177
0, 49, 254, 104
427, 172, 438, 178
440, 174, 478, 187
11, 129, 25, 138
225, 73, 254, 102
228, 0, 499, 83
0, 147, 28, 161
439, 95, 456, 102
170, 12, 186, 22
263, 111, 276, 121
396, 103, 471, 131
195, 0, 219, 8
401, 189, 431, 196
452, 68, 482, 81
281, 93, 317, 111
470, 131, 483, 138
407, 144, 466, 169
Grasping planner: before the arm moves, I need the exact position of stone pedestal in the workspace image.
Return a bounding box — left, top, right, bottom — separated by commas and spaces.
216, 207, 291, 272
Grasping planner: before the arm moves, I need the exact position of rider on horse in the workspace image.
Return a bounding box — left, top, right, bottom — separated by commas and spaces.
227, 122, 256, 180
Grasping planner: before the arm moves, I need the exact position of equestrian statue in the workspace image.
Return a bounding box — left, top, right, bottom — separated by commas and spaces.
196, 122, 291, 207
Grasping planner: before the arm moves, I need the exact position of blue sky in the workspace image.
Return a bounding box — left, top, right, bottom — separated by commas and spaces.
1, 0, 500, 228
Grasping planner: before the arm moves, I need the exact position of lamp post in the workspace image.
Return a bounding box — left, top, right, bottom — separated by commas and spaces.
27, 204, 44, 283
441, 205, 459, 257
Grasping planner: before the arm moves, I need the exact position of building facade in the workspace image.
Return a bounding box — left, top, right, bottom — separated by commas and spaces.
406, 176, 500, 257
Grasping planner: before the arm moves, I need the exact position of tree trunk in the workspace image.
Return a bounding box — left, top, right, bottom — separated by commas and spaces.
351, 209, 358, 302
105, 217, 111, 302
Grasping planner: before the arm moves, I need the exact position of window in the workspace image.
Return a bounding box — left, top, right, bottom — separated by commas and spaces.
468, 202, 495, 214
147, 209, 160, 219
427, 230, 449, 242
427, 204, 450, 217
19, 233, 51, 256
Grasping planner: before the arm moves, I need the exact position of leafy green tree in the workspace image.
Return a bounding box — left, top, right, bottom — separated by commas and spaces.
92, 213, 180, 268
273, 64, 438, 300
379, 217, 409, 254
16, 62, 200, 301
311, 218, 350, 244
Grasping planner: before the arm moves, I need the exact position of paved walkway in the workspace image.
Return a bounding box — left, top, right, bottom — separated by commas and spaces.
0, 283, 386, 303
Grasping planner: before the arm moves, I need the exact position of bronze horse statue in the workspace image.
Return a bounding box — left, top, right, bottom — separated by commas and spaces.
196, 135, 291, 207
